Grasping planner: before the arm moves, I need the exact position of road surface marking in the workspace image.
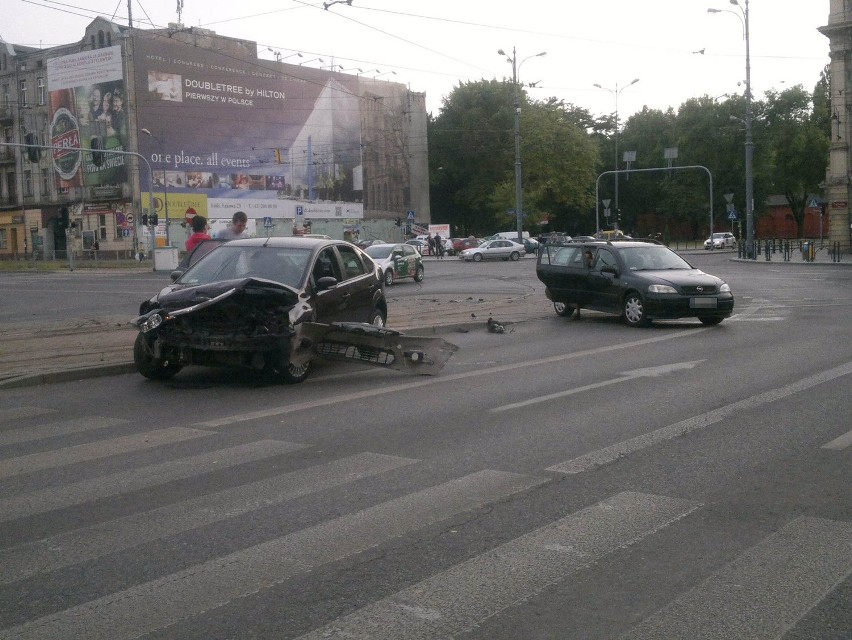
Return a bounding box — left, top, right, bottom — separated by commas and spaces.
0, 470, 546, 640
492, 361, 704, 412
296, 492, 700, 640
822, 429, 852, 450
0, 452, 417, 585
0, 407, 56, 423
0, 416, 127, 446
621, 517, 852, 639
197, 330, 707, 428
0, 439, 307, 522
548, 360, 852, 474
0, 427, 213, 480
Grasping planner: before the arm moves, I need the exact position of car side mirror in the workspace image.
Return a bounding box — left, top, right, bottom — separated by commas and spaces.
170, 269, 184, 282
316, 275, 338, 290
601, 265, 618, 276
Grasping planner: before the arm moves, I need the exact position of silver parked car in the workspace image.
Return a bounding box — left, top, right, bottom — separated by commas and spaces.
458, 239, 526, 262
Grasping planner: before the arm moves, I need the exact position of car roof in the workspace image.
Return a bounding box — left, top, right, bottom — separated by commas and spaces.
218, 237, 345, 249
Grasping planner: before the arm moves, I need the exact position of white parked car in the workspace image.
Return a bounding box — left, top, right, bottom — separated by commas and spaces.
458, 239, 525, 262
704, 232, 736, 249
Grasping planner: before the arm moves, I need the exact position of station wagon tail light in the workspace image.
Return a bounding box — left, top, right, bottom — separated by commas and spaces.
647, 284, 677, 294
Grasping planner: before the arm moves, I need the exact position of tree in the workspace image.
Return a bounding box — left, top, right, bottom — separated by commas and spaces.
762, 84, 830, 236
429, 82, 599, 236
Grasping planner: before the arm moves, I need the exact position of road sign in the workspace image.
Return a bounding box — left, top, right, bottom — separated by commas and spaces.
263, 216, 273, 228
602, 199, 611, 208
126, 213, 134, 223
296, 205, 304, 217
407, 210, 416, 219
808, 198, 819, 208
727, 211, 739, 221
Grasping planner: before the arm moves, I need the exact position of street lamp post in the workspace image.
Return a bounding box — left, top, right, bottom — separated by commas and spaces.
709, 0, 753, 258
140, 128, 170, 246
498, 47, 546, 245
593, 78, 639, 231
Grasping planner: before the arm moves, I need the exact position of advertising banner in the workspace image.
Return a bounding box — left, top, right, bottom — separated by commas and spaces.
133, 34, 365, 221
47, 46, 128, 188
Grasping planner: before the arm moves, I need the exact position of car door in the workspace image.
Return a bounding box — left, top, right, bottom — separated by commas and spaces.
585, 247, 622, 312
311, 246, 352, 323
334, 243, 378, 323
537, 244, 583, 304
396, 245, 414, 278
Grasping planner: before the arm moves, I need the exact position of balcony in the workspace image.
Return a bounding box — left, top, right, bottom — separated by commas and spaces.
0, 105, 13, 125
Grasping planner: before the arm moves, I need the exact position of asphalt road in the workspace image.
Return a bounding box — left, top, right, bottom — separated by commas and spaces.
0, 253, 850, 639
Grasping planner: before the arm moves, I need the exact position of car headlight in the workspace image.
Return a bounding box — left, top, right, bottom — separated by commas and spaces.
140, 312, 164, 333
719, 283, 731, 292
648, 284, 677, 294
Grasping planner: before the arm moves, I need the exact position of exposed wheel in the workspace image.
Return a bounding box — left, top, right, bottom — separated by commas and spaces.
699, 316, 724, 326
369, 308, 386, 327
472, 253, 483, 262
413, 265, 425, 283
554, 302, 572, 317
510, 251, 520, 261
383, 268, 394, 286
623, 293, 650, 327
133, 333, 182, 380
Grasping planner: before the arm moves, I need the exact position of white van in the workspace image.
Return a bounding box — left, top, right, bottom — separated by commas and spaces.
490, 231, 529, 241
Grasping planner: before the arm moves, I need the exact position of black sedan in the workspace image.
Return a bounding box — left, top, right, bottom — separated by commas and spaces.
132, 237, 388, 383
536, 239, 734, 327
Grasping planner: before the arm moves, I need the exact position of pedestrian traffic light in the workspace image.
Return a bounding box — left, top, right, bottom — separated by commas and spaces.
395, 217, 401, 227
150, 213, 158, 226
141, 213, 149, 226
90, 136, 104, 167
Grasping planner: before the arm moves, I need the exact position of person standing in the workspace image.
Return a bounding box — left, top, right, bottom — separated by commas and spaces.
216, 211, 248, 240
185, 215, 212, 253
434, 232, 443, 259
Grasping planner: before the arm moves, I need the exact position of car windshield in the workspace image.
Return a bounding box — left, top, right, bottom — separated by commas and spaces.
619, 246, 693, 270
365, 245, 395, 259
712, 233, 726, 239
177, 245, 312, 288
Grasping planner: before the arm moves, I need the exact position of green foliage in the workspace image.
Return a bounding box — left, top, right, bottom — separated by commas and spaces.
429, 81, 599, 236
429, 73, 829, 240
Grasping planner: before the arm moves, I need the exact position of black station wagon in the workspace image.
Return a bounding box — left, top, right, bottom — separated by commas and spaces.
536, 239, 734, 327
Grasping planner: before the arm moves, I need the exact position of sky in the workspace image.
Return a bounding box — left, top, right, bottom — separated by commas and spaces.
5, 0, 831, 121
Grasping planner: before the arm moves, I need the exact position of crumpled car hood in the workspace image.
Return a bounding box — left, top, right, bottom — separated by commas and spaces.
155, 277, 300, 312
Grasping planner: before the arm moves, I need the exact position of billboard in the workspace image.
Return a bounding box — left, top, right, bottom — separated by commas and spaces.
47, 45, 128, 189
133, 34, 365, 221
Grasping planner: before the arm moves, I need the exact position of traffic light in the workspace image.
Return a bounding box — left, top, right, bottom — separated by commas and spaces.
90, 136, 104, 167
141, 213, 149, 226
274, 148, 282, 164
395, 217, 401, 227
150, 213, 158, 226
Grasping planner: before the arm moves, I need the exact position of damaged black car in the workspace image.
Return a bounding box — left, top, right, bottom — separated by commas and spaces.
132, 237, 392, 383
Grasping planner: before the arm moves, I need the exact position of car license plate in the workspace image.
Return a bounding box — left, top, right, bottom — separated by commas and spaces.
690, 297, 717, 308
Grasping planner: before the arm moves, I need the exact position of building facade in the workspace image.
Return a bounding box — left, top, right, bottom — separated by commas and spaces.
0, 18, 429, 258
820, 0, 852, 250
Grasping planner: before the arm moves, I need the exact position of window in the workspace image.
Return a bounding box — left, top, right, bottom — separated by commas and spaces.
2, 84, 9, 108
0, 229, 7, 249
338, 245, 367, 279
40, 168, 49, 195
98, 214, 108, 240
313, 248, 342, 281
36, 77, 45, 105
6, 172, 16, 200
18, 80, 27, 107
24, 170, 33, 196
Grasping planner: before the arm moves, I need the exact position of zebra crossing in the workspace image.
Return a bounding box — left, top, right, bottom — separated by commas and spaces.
0, 406, 849, 639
